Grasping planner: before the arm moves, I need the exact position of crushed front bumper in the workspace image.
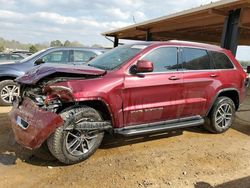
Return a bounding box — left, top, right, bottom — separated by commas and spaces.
9, 97, 64, 149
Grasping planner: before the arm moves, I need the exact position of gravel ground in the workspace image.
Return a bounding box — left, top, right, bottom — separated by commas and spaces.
0, 88, 249, 188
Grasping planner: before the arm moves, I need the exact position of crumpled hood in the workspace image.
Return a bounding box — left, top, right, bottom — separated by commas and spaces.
16, 63, 106, 84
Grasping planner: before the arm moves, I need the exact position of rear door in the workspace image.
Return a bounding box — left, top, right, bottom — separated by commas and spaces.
179, 47, 218, 117
123, 47, 184, 126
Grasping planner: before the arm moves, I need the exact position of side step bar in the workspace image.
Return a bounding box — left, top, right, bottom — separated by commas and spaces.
114, 117, 204, 137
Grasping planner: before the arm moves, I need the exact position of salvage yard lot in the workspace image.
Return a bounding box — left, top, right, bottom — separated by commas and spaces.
0, 88, 249, 188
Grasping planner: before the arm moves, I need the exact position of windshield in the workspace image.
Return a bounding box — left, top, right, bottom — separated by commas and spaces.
19, 49, 47, 63
88, 44, 148, 70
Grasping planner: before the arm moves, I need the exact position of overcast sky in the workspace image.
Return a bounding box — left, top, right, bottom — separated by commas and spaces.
0, 0, 249, 60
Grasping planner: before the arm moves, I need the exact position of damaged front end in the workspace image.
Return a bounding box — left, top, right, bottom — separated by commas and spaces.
9, 79, 76, 149
9, 64, 108, 149
9, 97, 64, 149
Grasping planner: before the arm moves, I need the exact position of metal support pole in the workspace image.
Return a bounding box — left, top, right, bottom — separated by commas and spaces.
146, 30, 152, 41
114, 37, 119, 48
221, 9, 241, 56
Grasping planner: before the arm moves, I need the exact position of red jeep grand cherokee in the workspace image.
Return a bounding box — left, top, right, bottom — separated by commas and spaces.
9, 41, 248, 164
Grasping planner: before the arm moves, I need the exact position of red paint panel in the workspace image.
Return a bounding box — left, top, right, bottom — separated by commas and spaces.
9, 98, 64, 149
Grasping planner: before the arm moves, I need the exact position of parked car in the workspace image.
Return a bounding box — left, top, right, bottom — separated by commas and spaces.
0, 53, 25, 62
0, 47, 106, 105
12, 50, 33, 56
9, 41, 249, 164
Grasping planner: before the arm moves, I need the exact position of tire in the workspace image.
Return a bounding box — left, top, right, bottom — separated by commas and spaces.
204, 96, 235, 133
47, 106, 104, 164
0, 80, 19, 106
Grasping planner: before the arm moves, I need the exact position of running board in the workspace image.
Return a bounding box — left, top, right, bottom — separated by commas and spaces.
114, 116, 204, 136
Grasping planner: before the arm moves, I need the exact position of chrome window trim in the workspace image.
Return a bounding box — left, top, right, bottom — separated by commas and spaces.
126, 45, 237, 76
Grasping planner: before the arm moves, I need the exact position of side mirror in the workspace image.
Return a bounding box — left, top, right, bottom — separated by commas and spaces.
34, 58, 45, 65
136, 60, 154, 73
247, 66, 250, 74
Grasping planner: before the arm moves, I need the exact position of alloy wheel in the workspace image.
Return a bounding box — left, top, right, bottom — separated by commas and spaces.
215, 103, 233, 128
0, 84, 19, 104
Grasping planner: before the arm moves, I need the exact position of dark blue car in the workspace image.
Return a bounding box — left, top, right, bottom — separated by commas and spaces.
0, 47, 106, 105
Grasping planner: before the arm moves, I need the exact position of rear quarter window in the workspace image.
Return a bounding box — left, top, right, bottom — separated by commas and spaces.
210, 51, 234, 69
181, 48, 211, 70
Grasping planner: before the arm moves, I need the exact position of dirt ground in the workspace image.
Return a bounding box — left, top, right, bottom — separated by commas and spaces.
0, 89, 249, 188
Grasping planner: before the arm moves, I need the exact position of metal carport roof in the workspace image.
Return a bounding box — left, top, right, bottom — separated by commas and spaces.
102, 0, 250, 46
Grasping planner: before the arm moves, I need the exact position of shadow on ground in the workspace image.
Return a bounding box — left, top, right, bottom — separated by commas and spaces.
195, 176, 250, 188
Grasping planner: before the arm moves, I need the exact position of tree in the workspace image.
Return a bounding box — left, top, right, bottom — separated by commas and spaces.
0, 45, 4, 52
70, 41, 84, 47
64, 40, 71, 47
29, 45, 38, 53
92, 44, 102, 48
50, 40, 63, 47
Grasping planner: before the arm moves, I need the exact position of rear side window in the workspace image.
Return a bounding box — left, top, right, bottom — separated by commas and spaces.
210, 51, 234, 69
142, 47, 178, 72
0, 54, 9, 61
181, 48, 211, 70
10, 54, 23, 60
74, 50, 97, 62
42, 50, 70, 63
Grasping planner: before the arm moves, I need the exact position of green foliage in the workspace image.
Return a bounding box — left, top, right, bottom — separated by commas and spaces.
0, 37, 103, 52
63, 40, 71, 47
0, 45, 4, 52
29, 45, 38, 53
0, 37, 48, 51
50, 40, 63, 47
67, 41, 84, 47
92, 44, 102, 48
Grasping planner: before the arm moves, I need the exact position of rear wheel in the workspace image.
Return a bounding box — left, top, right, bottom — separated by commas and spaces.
0, 80, 19, 106
47, 107, 104, 164
204, 96, 235, 133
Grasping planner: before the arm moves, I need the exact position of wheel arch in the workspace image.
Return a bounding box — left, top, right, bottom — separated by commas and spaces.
0, 76, 17, 82
60, 99, 114, 125
206, 88, 240, 115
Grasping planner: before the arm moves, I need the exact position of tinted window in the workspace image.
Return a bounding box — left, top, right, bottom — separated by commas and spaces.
142, 47, 178, 72
210, 51, 234, 69
10, 54, 23, 60
181, 48, 211, 70
0, 54, 9, 61
42, 50, 69, 63
74, 50, 96, 62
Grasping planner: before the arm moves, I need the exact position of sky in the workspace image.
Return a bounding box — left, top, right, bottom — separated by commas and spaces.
0, 0, 249, 60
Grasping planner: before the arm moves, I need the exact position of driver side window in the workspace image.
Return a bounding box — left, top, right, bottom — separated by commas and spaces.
142, 47, 178, 72
42, 50, 70, 63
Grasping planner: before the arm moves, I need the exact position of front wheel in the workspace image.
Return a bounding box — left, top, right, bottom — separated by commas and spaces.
0, 80, 19, 106
204, 96, 235, 133
47, 107, 104, 164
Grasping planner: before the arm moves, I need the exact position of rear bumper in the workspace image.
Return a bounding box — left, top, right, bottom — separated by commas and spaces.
9, 97, 63, 149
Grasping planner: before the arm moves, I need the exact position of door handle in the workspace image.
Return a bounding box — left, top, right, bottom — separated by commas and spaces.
210, 74, 218, 78
168, 76, 180, 80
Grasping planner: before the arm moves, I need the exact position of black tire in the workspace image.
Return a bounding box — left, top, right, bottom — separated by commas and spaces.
0, 80, 19, 106
204, 96, 235, 133
47, 106, 104, 164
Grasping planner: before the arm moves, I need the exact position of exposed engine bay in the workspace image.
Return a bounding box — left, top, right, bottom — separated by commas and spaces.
18, 73, 99, 113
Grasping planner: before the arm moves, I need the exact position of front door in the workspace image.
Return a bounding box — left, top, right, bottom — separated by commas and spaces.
123, 47, 184, 126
